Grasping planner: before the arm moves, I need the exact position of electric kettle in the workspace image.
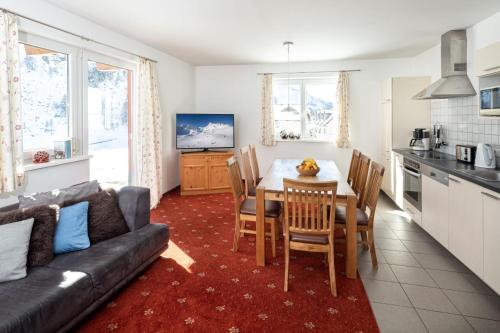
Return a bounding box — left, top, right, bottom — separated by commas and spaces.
475, 143, 496, 169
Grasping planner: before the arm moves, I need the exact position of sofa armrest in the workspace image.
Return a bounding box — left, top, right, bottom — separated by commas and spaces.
118, 186, 150, 231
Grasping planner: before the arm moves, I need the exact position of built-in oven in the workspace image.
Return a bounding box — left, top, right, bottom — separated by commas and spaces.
403, 157, 422, 211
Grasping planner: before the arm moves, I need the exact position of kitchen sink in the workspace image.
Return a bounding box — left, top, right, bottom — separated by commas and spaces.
457, 169, 500, 182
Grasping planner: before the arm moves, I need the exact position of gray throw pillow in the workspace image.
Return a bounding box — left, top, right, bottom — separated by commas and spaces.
0, 218, 34, 282
18, 180, 99, 209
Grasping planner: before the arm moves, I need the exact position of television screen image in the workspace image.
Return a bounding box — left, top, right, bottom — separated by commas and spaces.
176, 113, 234, 149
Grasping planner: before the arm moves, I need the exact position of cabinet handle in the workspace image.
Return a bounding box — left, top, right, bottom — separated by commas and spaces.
449, 177, 461, 183
484, 65, 500, 72
482, 192, 500, 201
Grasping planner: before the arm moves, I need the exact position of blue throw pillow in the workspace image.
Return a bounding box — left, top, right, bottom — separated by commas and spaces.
53, 201, 90, 254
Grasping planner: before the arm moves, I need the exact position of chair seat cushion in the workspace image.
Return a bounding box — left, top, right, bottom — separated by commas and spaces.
290, 232, 329, 245
334, 206, 369, 225
240, 198, 281, 218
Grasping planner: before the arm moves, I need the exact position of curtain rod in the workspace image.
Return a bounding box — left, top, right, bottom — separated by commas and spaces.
1, 8, 158, 63
257, 69, 360, 75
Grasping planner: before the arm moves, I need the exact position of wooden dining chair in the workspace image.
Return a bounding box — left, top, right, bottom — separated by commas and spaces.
283, 178, 338, 296
249, 144, 262, 187
227, 157, 281, 258
347, 149, 361, 186
335, 161, 385, 267
240, 147, 257, 197
353, 154, 371, 207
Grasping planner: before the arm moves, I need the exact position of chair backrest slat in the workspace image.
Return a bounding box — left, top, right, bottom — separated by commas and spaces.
249, 144, 260, 185
227, 157, 245, 200
354, 154, 371, 206
283, 179, 338, 237
240, 147, 255, 196
362, 161, 385, 225
347, 149, 361, 186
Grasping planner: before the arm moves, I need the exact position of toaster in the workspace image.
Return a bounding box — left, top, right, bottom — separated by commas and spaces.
456, 144, 476, 164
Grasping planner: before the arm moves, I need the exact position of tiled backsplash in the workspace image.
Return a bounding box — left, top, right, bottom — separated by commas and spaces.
430, 96, 500, 160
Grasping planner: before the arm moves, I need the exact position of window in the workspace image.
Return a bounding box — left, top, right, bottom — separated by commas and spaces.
87, 60, 133, 189
19, 43, 70, 151
273, 78, 337, 141
17, 32, 137, 188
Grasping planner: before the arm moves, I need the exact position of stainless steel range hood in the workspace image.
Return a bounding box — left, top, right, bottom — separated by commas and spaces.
413, 30, 476, 100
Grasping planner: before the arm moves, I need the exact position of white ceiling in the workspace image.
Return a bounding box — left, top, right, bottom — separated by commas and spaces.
46, 0, 500, 65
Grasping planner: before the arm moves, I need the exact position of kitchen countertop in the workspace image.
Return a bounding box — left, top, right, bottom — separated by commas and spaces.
393, 148, 500, 194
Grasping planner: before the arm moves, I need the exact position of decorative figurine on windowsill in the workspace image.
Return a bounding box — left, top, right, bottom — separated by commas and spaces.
280, 130, 288, 140
32, 151, 50, 164
54, 139, 72, 159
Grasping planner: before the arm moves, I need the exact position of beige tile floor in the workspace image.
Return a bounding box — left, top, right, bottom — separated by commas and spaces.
363, 194, 500, 333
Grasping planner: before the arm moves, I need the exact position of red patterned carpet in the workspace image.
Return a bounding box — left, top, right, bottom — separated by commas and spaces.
77, 190, 379, 333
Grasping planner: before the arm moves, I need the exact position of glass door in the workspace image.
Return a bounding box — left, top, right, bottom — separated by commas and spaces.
84, 52, 134, 189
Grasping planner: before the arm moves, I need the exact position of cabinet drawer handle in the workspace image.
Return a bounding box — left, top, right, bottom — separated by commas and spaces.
449, 177, 461, 183
482, 192, 500, 201
484, 65, 500, 72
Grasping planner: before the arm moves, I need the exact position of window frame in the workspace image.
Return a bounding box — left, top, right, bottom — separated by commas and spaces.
17, 31, 138, 187
273, 76, 338, 142
18, 33, 79, 159
82, 50, 137, 185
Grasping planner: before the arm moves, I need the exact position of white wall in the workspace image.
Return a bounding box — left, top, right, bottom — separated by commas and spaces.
195, 10, 500, 174
0, 0, 195, 207
195, 59, 426, 175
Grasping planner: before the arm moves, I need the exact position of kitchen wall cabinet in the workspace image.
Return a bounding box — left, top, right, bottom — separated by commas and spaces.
482, 189, 500, 294
448, 175, 484, 277
380, 77, 430, 208
476, 42, 500, 77
422, 174, 449, 248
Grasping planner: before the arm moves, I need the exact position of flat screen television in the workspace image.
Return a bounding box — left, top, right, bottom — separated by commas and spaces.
176, 113, 235, 150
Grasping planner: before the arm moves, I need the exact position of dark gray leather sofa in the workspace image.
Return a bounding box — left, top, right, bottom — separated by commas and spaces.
0, 186, 169, 333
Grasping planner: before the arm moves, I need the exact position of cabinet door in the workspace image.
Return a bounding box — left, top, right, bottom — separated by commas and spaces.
449, 176, 483, 277
482, 190, 500, 294
182, 157, 208, 191
381, 79, 392, 102
208, 163, 230, 189
476, 42, 500, 76
394, 154, 404, 209
422, 174, 449, 248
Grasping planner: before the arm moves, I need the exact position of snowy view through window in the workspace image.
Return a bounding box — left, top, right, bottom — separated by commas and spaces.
273, 79, 337, 140
19, 45, 130, 188
19, 44, 69, 151
88, 61, 130, 189
176, 114, 234, 149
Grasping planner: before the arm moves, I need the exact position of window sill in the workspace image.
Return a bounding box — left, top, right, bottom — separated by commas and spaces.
24, 155, 91, 172
276, 138, 334, 144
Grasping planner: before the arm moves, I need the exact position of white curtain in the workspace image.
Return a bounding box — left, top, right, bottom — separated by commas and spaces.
136, 58, 162, 209
336, 72, 351, 148
260, 74, 275, 146
0, 12, 24, 193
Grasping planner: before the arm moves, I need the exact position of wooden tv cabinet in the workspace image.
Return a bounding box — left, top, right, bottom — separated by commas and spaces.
179, 151, 234, 196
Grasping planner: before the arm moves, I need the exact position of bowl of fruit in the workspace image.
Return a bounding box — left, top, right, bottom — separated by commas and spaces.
296, 158, 320, 176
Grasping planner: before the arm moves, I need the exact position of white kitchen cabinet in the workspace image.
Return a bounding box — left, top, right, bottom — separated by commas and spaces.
482, 189, 500, 294
476, 42, 500, 77
448, 175, 484, 277
380, 77, 430, 209
422, 173, 449, 248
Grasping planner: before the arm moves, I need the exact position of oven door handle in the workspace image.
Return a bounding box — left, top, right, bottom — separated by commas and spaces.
403, 168, 421, 178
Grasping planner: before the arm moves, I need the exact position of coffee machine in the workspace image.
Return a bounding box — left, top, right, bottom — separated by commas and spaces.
409, 128, 431, 151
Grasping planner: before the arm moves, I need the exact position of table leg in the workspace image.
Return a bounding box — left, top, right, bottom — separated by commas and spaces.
256, 187, 266, 266
345, 194, 357, 279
